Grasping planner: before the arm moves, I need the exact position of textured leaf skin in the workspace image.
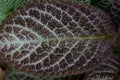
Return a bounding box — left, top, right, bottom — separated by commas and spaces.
73, 0, 112, 10
5, 68, 85, 80
5, 68, 42, 80
86, 54, 120, 80
74, 0, 91, 4
109, 0, 120, 54
91, 0, 112, 10
109, 0, 120, 30
113, 71, 120, 80
0, 0, 29, 24
0, 0, 115, 77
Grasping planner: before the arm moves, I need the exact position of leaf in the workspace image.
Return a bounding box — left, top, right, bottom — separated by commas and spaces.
5, 68, 44, 80
113, 36, 120, 55
109, 0, 120, 31
73, 0, 112, 10
90, 0, 113, 10
0, 0, 115, 77
0, 0, 29, 24
5, 68, 85, 80
86, 54, 120, 80
74, 0, 91, 4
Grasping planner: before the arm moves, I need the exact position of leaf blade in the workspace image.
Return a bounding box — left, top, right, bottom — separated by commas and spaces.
86, 54, 120, 80
0, 0, 116, 76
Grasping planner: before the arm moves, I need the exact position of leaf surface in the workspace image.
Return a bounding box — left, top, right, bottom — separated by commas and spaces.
109, 0, 120, 30
5, 68, 84, 80
86, 54, 120, 80
91, 0, 112, 10
0, 0, 115, 76
0, 0, 29, 24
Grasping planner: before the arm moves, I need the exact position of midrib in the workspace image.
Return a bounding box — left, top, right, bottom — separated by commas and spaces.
2, 34, 114, 45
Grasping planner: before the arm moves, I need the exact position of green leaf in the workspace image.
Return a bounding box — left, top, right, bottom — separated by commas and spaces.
74, 0, 113, 10
91, 0, 113, 10
0, 0, 29, 24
